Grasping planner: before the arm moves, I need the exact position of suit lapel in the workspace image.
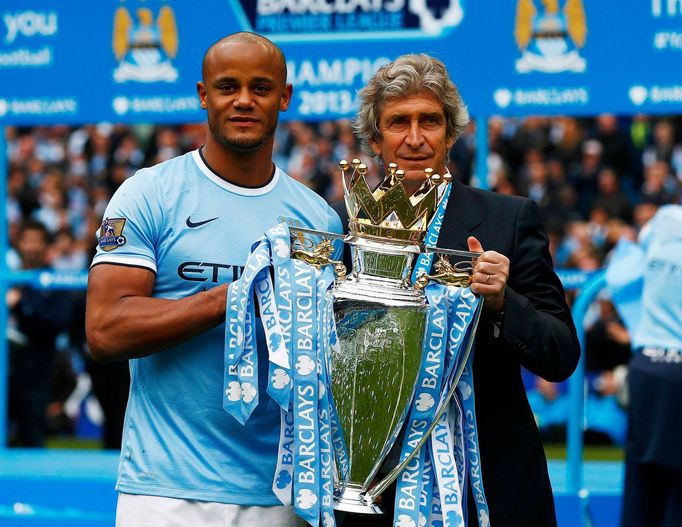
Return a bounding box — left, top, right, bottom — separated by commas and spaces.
437, 179, 482, 251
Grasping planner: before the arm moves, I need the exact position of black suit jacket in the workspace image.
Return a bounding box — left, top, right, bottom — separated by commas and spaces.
334, 179, 580, 527
438, 179, 579, 526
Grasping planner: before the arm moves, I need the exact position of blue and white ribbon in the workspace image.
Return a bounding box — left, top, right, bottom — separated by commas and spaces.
418, 451, 435, 527
317, 268, 337, 527
266, 225, 295, 411
431, 406, 464, 526
394, 284, 450, 527
291, 260, 321, 525
411, 182, 452, 284
225, 223, 343, 527
393, 284, 488, 527
273, 403, 295, 506
224, 239, 271, 424
450, 397, 467, 522
458, 359, 490, 527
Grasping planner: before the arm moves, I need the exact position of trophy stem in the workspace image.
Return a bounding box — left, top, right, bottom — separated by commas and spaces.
333, 483, 384, 514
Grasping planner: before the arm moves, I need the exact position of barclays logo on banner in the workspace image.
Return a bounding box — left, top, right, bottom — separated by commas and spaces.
111, 95, 199, 115
0, 97, 77, 118
514, 0, 587, 74
628, 84, 682, 107
112, 3, 179, 83
493, 86, 589, 109
231, 0, 466, 41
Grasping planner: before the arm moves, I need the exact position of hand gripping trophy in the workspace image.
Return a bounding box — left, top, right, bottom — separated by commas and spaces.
224, 159, 490, 527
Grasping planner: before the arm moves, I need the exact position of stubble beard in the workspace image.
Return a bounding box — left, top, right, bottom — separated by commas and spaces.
209, 117, 278, 153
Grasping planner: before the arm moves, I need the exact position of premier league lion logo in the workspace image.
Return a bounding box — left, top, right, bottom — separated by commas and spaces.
98, 218, 127, 252
112, 4, 179, 83
515, 0, 587, 73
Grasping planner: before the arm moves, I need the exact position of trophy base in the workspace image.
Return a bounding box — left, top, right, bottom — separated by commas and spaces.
333, 484, 384, 514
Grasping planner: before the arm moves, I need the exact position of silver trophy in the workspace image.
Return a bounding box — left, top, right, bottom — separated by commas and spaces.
291, 160, 480, 514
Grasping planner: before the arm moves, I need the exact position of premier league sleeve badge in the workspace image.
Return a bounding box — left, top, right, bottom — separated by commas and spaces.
98, 217, 127, 252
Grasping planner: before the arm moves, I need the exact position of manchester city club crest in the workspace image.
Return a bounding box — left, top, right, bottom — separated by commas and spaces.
112, 3, 178, 83
98, 218, 127, 252
515, 0, 587, 73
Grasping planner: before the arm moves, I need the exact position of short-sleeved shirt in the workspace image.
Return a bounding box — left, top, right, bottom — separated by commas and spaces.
92, 149, 342, 505
634, 204, 682, 350
626, 205, 682, 468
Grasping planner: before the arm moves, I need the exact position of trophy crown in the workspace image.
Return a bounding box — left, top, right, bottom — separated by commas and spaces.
340, 159, 451, 244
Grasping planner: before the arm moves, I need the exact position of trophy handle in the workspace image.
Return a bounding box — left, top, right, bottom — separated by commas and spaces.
366, 300, 484, 502
289, 227, 348, 278
414, 256, 474, 289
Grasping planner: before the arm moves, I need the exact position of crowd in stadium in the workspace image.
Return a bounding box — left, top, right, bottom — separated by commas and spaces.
5, 113, 682, 448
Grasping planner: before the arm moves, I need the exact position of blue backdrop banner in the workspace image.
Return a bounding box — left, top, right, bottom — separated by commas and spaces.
1, 1, 682, 124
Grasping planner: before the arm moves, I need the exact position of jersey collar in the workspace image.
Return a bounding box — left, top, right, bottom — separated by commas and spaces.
191, 149, 280, 196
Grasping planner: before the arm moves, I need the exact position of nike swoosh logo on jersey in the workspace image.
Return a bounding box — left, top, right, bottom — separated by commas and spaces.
186, 216, 219, 228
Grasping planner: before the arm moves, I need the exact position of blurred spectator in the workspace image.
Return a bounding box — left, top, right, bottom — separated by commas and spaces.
593, 167, 633, 223
333, 119, 363, 162
84, 126, 111, 182
593, 114, 637, 186
586, 298, 631, 374
642, 119, 682, 182
287, 121, 318, 187
569, 139, 603, 218
526, 377, 569, 443
32, 168, 69, 234
312, 135, 338, 198
448, 120, 474, 185
48, 228, 88, 271
7, 221, 76, 446
587, 206, 609, 251
551, 117, 584, 167
633, 199, 660, 233
641, 160, 677, 205
629, 115, 651, 152
145, 126, 182, 164
111, 132, 144, 171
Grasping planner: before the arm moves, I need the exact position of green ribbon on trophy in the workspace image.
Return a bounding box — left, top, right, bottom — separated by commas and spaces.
224, 160, 491, 527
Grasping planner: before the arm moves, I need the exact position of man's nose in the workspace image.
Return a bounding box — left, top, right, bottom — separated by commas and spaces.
405, 119, 424, 148
234, 87, 255, 109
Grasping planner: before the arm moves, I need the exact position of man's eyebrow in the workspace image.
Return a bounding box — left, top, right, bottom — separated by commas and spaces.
250, 76, 276, 84
419, 111, 444, 119
212, 76, 236, 87
211, 76, 276, 86
383, 110, 408, 120
384, 111, 444, 120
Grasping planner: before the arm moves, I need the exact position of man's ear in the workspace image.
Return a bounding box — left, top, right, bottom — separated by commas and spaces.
197, 82, 207, 110
280, 84, 293, 112
368, 136, 383, 157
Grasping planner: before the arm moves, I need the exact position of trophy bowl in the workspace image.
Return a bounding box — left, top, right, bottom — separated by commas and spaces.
332, 238, 427, 513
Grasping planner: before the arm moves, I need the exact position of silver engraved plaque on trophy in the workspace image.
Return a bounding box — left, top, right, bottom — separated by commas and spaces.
291, 160, 479, 514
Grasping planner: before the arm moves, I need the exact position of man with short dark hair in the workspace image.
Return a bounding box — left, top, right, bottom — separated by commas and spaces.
86, 33, 341, 526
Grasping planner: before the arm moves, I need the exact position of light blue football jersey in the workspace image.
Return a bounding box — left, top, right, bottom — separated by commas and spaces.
634, 205, 682, 350
92, 149, 343, 505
